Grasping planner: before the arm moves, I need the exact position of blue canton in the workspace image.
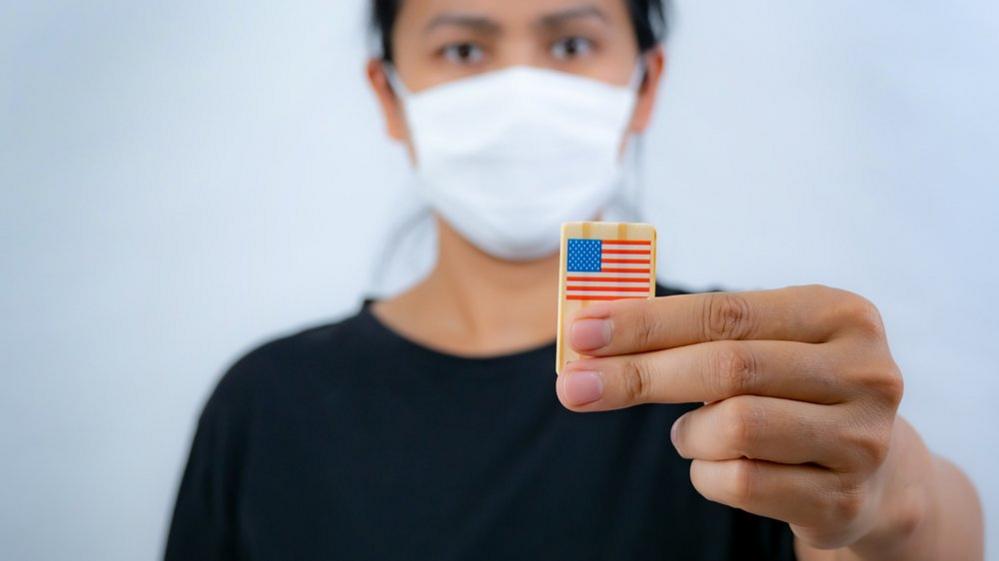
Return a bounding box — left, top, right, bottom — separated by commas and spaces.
567, 239, 603, 272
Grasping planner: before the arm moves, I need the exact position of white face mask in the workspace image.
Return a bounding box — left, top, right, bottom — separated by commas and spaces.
388, 65, 642, 261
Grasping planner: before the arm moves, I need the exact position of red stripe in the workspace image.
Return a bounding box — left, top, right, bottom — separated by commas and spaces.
601, 268, 651, 273
602, 258, 649, 264
602, 240, 652, 245
567, 295, 648, 301
565, 286, 651, 293
603, 249, 651, 255
567, 276, 650, 283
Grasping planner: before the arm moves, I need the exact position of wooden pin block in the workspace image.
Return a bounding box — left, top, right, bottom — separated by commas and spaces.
556, 221, 657, 374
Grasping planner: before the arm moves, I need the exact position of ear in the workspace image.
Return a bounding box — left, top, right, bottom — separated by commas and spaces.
627, 47, 666, 134
365, 58, 410, 142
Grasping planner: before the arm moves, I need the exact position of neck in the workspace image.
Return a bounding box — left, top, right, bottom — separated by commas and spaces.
373, 217, 560, 357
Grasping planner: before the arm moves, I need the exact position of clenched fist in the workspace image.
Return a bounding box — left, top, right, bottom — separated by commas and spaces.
556, 286, 914, 552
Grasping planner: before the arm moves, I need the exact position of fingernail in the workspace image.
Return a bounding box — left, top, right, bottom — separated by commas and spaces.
669, 418, 680, 448
563, 371, 605, 406
570, 319, 612, 351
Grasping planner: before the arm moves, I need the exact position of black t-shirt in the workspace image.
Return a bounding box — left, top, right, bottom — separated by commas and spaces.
165, 284, 796, 560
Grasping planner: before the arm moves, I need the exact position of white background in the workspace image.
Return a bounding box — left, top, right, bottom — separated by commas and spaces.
2, 0, 997, 559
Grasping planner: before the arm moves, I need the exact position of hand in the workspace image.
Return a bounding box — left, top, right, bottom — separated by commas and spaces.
555, 286, 906, 550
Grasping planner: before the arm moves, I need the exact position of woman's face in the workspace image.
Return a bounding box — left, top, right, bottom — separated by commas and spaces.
368, 0, 665, 146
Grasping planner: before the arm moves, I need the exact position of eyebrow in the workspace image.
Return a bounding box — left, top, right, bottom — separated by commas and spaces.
537, 5, 609, 29
423, 5, 608, 36
424, 13, 501, 35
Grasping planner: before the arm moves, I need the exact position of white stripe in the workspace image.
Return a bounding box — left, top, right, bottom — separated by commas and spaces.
567, 271, 650, 278
567, 282, 650, 287
567, 278, 649, 285
598, 262, 650, 270
567, 281, 650, 287
601, 245, 652, 252
566, 291, 652, 298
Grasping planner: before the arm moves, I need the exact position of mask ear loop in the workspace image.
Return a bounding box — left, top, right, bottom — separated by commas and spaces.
613, 55, 651, 223
365, 61, 434, 299
631, 53, 658, 283
365, 200, 435, 299
628, 56, 649, 92
382, 62, 412, 101
609, 136, 646, 224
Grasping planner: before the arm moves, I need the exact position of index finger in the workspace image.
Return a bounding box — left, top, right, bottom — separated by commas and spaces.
569, 286, 855, 357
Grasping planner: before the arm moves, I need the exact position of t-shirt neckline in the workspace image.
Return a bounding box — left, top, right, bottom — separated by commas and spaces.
357, 296, 558, 365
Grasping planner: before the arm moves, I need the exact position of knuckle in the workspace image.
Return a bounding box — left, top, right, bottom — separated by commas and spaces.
881, 366, 905, 405
797, 283, 839, 303
727, 459, 758, 504
827, 486, 867, 525
818, 470, 869, 529
634, 307, 661, 350
843, 421, 893, 469
806, 283, 837, 295
889, 490, 927, 539
723, 397, 765, 457
711, 343, 759, 397
840, 293, 886, 339
703, 293, 754, 341
855, 363, 905, 407
621, 358, 653, 403
887, 376, 904, 407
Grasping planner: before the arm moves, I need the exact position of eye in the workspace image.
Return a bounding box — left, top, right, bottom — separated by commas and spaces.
550, 36, 595, 61
441, 42, 486, 65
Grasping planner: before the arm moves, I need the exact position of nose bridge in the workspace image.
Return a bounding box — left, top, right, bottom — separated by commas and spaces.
493, 27, 548, 71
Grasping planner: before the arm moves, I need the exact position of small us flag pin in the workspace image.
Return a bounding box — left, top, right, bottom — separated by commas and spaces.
556, 221, 658, 374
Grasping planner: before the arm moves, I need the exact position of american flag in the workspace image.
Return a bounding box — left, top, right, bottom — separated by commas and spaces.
565, 238, 654, 301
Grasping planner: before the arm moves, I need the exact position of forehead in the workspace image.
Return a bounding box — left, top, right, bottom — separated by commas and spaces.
394, 0, 634, 30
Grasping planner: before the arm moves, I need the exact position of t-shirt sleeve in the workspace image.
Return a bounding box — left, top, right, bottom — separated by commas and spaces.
164, 369, 253, 561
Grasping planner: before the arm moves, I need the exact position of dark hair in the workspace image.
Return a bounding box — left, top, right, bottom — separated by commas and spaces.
370, 0, 670, 62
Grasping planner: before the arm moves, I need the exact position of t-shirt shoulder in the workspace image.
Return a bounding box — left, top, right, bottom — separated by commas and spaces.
198, 306, 375, 422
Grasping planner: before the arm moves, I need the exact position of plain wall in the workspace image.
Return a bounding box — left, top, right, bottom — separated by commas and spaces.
1, 0, 996, 559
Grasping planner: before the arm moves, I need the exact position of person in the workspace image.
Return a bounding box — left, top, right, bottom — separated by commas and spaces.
164, 0, 984, 559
